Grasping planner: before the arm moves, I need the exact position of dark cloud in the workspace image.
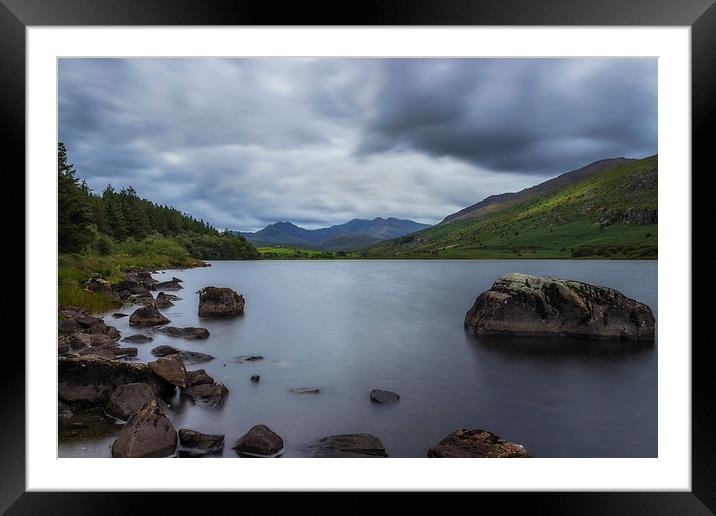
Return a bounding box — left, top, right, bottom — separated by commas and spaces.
357, 59, 657, 174
59, 58, 656, 231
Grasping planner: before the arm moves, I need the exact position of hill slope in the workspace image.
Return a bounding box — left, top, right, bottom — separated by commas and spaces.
242, 217, 431, 251
442, 157, 634, 224
364, 155, 657, 259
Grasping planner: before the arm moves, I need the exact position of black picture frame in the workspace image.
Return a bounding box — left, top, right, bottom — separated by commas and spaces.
6, 0, 711, 512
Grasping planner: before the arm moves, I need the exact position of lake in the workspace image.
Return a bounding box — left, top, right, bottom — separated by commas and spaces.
59, 259, 657, 458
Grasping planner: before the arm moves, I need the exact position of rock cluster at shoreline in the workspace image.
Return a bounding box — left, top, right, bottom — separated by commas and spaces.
58, 267, 241, 457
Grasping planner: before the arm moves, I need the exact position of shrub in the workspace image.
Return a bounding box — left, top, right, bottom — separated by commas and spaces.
94, 234, 114, 256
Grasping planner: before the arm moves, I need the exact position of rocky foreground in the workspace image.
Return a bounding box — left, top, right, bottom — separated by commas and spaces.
465, 272, 655, 341
59, 269, 242, 457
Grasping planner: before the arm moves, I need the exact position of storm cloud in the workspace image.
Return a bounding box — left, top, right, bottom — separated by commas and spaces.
59, 58, 657, 231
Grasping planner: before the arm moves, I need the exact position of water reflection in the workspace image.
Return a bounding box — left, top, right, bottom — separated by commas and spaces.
472, 333, 656, 359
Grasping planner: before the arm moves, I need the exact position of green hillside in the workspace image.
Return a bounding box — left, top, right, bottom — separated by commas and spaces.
363, 155, 657, 259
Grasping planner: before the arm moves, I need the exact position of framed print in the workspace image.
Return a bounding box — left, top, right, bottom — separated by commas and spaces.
5, 0, 712, 512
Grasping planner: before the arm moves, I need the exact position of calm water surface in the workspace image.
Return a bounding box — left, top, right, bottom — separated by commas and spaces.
59, 260, 657, 458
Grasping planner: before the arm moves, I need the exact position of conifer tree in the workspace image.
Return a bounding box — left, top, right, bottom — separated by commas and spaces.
58, 142, 94, 253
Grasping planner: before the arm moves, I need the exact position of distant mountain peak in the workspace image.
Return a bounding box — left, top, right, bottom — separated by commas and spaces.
242, 216, 431, 251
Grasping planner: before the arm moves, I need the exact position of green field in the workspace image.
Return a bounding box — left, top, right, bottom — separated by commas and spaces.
364, 156, 658, 260
258, 246, 359, 259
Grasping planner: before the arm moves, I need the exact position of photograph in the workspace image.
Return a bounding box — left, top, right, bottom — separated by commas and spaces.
56, 57, 659, 459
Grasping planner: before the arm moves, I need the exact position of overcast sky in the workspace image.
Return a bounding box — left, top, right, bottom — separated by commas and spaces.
59, 58, 657, 231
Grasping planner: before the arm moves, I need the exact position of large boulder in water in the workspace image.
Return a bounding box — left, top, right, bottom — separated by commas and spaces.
311, 433, 388, 457
232, 425, 284, 457
198, 286, 245, 318
427, 428, 530, 458
129, 304, 170, 327
111, 400, 177, 458
464, 273, 655, 341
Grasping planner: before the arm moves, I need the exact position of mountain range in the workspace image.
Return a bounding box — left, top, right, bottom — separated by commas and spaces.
364, 155, 657, 259
241, 217, 431, 251
240, 155, 657, 259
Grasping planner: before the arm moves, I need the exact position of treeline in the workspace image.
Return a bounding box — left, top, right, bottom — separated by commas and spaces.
58, 142, 260, 260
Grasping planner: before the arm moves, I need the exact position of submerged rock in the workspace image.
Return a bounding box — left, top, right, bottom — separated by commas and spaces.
157, 326, 210, 339
112, 313, 129, 318
464, 273, 655, 341
129, 304, 170, 327
178, 351, 215, 364
427, 428, 530, 458
122, 334, 153, 344
198, 286, 245, 318
152, 279, 183, 291
311, 433, 388, 458
108, 382, 157, 420
182, 382, 229, 407
369, 389, 400, 404
151, 345, 215, 364
234, 355, 264, 363
233, 425, 284, 457
151, 345, 180, 357
178, 429, 224, 456
290, 387, 320, 394
111, 400, 177, 458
